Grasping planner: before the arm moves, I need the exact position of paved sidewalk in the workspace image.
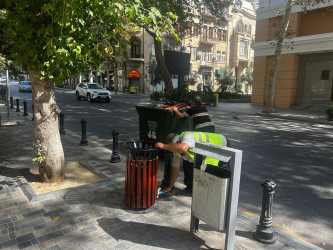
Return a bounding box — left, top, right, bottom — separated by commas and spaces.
0, 103, 326, 250
208, 102, 333, 126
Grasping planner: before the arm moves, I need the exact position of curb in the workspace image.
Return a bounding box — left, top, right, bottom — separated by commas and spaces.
237, 211, 324, 250
257, 112, 333, 126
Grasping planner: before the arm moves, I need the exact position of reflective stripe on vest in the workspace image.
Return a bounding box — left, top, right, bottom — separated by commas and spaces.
177, 132, 226, 166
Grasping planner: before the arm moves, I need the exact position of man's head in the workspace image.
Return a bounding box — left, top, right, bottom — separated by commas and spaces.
193, 96, 202, 106
166, 133, 180, 144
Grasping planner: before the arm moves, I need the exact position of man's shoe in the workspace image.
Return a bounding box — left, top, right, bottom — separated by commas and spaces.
175, 187, 192, 197
159, 183, 175, 190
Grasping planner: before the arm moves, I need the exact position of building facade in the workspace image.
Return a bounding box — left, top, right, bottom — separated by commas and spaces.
227, 0, 256, 93
252, 0, 333, 107
75, 1, 257, 94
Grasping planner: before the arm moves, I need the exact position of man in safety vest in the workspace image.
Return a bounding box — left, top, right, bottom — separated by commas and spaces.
155, 131, 229, 195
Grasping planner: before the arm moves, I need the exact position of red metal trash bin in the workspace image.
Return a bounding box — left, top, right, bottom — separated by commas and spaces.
124, 142, 159, 209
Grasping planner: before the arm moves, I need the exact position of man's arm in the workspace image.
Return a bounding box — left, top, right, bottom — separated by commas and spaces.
155, 142, 190, 154
173, 107, 186, 118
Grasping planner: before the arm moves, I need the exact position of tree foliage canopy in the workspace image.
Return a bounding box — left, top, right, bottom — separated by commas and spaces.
241, 67, 253, 86
0, 0, 175, 82
216, 66, 235, 93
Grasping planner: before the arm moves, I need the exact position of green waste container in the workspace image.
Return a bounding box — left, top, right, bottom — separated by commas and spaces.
136, 102, 193, 143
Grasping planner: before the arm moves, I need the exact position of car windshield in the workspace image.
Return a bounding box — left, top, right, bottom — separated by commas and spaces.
88, 84, 102, 89
22, 81, 31, 85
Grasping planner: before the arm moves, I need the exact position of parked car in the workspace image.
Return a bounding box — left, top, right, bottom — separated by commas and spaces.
75, 82, 111, 102
19, 81, 32, 92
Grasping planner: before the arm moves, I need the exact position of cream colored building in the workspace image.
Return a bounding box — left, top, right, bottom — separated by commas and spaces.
252, 1, 333, 107
179, 1, 256, 92
79, 1, 257, 94
228, 1, 256, 93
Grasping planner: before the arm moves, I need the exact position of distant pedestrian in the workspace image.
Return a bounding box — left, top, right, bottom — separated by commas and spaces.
172, 96, 215, 196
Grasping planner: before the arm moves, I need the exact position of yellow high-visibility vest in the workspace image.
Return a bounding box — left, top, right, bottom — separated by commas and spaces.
177, 132, 227, 166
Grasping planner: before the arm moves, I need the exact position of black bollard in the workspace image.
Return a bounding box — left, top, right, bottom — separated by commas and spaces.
79, 119, 88, 146
16, 99, 20, 112
59, 113, 65, 134
110, 130, 121, 163
254, 179, 276, 244
10, 96, 14, 109
31, 104, 34, 121
23, 101, 28, 116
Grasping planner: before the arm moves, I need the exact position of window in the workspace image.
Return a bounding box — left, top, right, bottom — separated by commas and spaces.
217, 29, 222, 41
202, 50, 207, 61
131, 40, 140, 58
203, 26, 208, 40
186, 26, 192, 36
152, 43, 155, 56
222, 30, 227, 42
238, 21, 244, 33
207, 51, 212, 62
216, 51, 221, 62
169, 43, 175, 50
247, 25, 252, 35
239, 40, 248, 56
321, 70, 330, 80
209, 27, 214, 39
193, 24, 198, 37
192, 47, 198, 60
222, 52, 226, 63
217, 29, 227, 42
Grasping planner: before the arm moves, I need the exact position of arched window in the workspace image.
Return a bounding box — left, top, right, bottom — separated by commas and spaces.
237, 20, 244, 33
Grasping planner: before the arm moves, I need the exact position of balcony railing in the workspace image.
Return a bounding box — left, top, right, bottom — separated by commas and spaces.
199, 60, 216, 68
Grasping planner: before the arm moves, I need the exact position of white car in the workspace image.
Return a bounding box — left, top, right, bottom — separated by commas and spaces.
19, 81, 32, 92
76, 82, 111, 102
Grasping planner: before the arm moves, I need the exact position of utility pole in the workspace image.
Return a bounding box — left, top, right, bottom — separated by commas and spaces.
6, 58, 10, 115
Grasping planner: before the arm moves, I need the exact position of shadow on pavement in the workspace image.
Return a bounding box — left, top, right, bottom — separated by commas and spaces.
97, 217, 213, 249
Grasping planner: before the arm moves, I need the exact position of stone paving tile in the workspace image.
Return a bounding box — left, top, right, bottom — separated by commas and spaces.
0, 110, 324, 250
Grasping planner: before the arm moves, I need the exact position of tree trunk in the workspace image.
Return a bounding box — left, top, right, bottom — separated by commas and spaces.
144, 27, 173, 94
29, 70, 65, 182
265, 0, 293, 113
154, 39, 173, 94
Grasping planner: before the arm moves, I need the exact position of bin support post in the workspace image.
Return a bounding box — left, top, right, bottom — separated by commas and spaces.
10, 96, 14, 109
16, 99, 20, 112
110, 130, 121, 163
79, 119, 88, 146
23, 101, 28, 116
254, 179, 276, 244
190, 215, 199, 233
191, 143, 242, 250
225, 147, 242, 250
59, 113, 65, 134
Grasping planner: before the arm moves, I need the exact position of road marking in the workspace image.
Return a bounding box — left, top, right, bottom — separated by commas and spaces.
65, 128, 322, 247
238, 208, 321, 246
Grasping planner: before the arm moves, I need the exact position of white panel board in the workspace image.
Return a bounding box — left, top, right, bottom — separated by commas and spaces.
192, 168, 230, 231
